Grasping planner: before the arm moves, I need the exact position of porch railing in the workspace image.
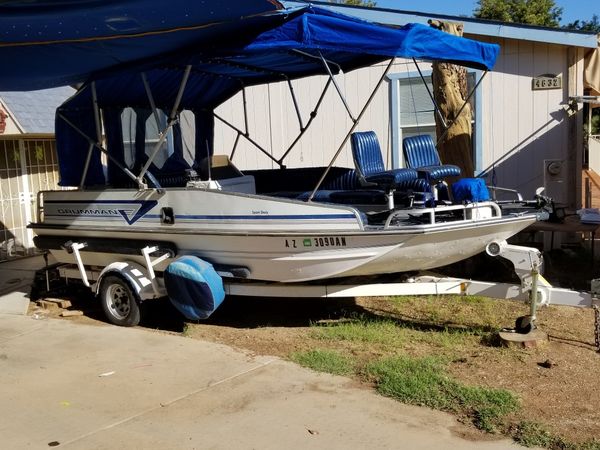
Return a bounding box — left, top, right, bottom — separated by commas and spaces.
588, 135, 600, 175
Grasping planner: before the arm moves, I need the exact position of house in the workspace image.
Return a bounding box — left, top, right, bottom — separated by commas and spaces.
214, 1, 599, 213
0, 86, 74, 261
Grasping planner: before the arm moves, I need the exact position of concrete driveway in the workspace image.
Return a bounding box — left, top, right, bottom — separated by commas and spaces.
0, 312, 531, 450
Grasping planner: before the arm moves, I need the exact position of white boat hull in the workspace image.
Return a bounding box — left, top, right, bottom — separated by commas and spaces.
31, 188, 537, 283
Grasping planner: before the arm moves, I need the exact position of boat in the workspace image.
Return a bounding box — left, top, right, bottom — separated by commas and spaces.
26, 6, 543, 284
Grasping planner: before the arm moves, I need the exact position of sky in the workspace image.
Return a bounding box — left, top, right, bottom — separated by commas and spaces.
376, 0, 600, 26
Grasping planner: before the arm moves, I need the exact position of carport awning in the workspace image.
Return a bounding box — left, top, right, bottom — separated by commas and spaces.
585, 37, 600, 99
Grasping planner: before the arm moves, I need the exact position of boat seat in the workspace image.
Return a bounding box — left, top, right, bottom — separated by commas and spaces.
247, 166, 361, 194
294, 190, 387, 204
351, 131, 418, 189
402, 134, 461, 181
271, 177, 431, 206
300, 179, 431, 204
321, 169, 361, 190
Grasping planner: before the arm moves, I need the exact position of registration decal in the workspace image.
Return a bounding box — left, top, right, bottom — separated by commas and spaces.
314, 236, 347, 247
285, 236, 347, 248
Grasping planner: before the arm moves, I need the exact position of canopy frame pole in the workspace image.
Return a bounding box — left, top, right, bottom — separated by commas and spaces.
287, 79, 304, 130
215, 113, 281, 166
436, 69, 487, 146
79, 82, 102, 189
413, 58, 448, 130
242, 86, 249, 136
79, 143, 95, 189
308, 58, 395, 202
57, 112, 138, 183
277, 77, 332, 165
137, 65, 192, 187
141, 72, 162, 130
317, 51, 356, 123
229, 132, 242, 160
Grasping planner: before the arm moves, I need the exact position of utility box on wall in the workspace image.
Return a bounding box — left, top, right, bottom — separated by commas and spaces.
543, 159, 567, 205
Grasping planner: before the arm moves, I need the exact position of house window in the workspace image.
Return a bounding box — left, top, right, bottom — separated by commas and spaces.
389, 69, 481, 174
398, 75, 437, 140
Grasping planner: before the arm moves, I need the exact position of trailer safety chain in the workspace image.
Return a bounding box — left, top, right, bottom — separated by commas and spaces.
594, 304, 600, 353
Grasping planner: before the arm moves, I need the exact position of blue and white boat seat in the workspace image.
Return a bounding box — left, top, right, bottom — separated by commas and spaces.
247, 166, 430, 206
402, 134, 461, 181
351, 131, 419, 189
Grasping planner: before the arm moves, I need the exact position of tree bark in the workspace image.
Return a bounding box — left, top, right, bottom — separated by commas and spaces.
429, 20, 474, 179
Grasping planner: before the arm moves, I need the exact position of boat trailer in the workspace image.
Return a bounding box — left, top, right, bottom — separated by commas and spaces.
51, 239, 600, 350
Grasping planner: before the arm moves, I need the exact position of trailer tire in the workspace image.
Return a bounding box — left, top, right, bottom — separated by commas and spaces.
99, 275, 141, 327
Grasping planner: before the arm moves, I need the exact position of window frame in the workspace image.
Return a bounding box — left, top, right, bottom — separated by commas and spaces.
388, 68, 483, 175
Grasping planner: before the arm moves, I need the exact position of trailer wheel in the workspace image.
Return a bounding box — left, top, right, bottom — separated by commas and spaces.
99, 275, 141, 327
515, 315, 533, 334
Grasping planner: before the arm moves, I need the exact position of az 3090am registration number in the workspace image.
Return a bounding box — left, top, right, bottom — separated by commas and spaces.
285, 236, 347, 248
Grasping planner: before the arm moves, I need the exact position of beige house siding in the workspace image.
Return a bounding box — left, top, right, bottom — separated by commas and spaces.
479, 39, 576, 203
214, 61, 398, 171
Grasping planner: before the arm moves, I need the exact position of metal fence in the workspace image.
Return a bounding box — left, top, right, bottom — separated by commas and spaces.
0, 137, 60, 262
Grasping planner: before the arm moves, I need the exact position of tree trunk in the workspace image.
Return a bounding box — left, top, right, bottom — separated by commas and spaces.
429, 20, 474, 179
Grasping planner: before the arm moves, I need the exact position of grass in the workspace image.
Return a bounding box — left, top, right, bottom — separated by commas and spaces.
365, 355, 520, 432
311, 316, 405, 346
311, 313, 480, 351
388, 295, 514, 331
181, 323, 192, 337
291, 344, 519, 433
284, 294, 597, 448
290, 349, 354, 376
512, 422, 600, 450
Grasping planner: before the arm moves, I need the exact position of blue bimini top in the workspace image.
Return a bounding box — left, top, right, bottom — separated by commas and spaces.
0, 0, 287, 91
43, 6, 500, 186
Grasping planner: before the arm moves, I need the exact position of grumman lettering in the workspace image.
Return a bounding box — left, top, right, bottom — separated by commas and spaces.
57, 208, 119, 215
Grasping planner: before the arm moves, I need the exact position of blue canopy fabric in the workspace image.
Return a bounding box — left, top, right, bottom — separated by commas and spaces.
54, 6, 500, 186
0, 0, 287, 91
246, 8, 499, 70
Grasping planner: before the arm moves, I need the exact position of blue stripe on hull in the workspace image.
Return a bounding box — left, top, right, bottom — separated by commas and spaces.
145, 214, 355, 220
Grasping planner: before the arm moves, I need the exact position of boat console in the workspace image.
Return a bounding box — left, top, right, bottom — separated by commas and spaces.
186, 155, 256, 194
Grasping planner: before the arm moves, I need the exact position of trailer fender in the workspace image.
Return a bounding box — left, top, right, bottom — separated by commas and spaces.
94, 261, 156, 301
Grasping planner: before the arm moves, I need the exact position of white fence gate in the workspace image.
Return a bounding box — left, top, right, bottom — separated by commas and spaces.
0, 137, 60, 262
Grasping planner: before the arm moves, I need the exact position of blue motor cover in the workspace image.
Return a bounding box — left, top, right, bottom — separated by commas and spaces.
451, 178, 490, 203
164, 256, 225, 320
